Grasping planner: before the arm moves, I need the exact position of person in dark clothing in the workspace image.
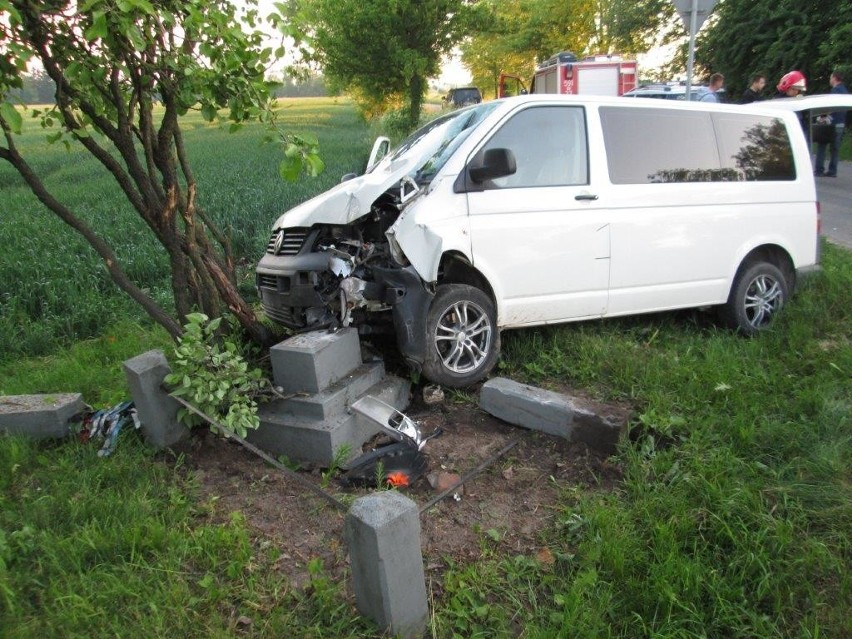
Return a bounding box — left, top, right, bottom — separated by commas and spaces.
814, 71, 848, 178
740, 74, 766, 103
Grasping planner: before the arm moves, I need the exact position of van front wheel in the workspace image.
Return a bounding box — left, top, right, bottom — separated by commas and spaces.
720, 261, 789, 335
422, 284, 499, 388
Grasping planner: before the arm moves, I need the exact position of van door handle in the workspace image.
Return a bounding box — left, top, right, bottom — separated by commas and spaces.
575, 193, 599, 201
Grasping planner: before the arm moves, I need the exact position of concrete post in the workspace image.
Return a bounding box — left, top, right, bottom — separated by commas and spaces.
122, 350, 188, 448
345, 491, 428, 638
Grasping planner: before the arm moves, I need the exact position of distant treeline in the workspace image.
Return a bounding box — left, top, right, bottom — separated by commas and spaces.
7, 71, 329, 105
270, 75, 329, 98
6, 71, 55, 105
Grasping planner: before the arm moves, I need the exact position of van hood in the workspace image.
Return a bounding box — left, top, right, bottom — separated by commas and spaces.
271, 158, 417, 229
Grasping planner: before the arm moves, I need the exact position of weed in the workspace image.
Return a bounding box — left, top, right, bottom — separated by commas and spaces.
321, 443, 353, 489
374, 459, 386, 489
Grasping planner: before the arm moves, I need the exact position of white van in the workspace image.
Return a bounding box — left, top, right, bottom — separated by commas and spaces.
257, 94, 850, 387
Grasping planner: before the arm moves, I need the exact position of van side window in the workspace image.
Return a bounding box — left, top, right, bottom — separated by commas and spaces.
712, 113, 795, 181
601, 106, 795, 183
479, 106, 588, 189
601, 107, 719, 183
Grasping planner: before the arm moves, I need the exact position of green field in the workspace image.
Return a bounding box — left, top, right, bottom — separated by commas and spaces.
0, 98, 370, 359
2, 99, 850, 637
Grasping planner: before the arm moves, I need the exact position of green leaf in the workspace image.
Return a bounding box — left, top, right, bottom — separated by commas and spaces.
197, 574, 214, 589
200, 104, 217, 122
305, 153, 325, 177
0, 102, 23, 135
84, 11, 108, 42
278, 155, 302, 182
297, 132, 319, 147
126, 0, 155, 14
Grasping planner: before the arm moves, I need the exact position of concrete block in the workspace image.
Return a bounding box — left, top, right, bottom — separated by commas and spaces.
271, 329, 361, 394
250, 408, 359, 466
571, 406, 624, 456
480, 377, 623, 454
123, 350, 189, 449
346, 492, 428, 639
277, 362, 385, 420
0, 393, 84, 439
480, 378, 573, 438
250, 374, 411, 467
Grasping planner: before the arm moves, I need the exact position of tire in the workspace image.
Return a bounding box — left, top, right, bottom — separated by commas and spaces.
719, 261, 789, 335
422, 284, 500, 388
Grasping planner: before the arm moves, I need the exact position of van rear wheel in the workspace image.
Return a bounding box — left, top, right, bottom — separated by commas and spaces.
720, 261, 789, 335
422, 284, 499, 388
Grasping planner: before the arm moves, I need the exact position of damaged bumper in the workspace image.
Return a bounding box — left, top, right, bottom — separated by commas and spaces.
256, 227, 337, 329
257, 228, 434, 367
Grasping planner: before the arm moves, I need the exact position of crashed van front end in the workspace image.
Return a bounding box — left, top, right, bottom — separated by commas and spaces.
255, 182, 436, 372
257, 101, 504, 386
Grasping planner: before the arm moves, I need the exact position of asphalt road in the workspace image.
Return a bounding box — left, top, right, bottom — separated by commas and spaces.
817, 160, 852, 250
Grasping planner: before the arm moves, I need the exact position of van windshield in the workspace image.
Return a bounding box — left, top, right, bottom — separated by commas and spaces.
389, 102, 500, 183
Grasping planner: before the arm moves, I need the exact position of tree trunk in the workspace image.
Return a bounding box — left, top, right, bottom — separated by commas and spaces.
407, 74, 425, 130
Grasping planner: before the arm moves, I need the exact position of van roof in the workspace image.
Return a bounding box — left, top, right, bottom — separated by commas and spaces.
490, 93, 852, 115
758, 94, 852, 116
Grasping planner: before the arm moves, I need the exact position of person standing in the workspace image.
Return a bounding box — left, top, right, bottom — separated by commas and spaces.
698, 73, 725, 102
774, 70, 807, 98
740, 74, 766, 103
814, 71, 848, 178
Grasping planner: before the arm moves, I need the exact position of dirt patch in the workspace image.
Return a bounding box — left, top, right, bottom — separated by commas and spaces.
169, 390, 627, 588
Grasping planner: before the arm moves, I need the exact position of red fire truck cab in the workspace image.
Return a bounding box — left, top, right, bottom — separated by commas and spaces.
531, 52, 637, 96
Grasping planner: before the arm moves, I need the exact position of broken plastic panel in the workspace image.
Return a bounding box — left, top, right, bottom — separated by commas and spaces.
350, 395, 423, 449
339, 441, 428, 488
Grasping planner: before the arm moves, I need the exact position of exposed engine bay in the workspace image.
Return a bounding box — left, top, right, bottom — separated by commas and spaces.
256, 182, 435, 369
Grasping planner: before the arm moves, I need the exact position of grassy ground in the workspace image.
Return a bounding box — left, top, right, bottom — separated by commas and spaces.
2, 99, 850, 637
437, 243, 851, 637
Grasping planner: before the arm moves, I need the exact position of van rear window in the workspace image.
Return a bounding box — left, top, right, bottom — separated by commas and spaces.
713, 113, 795, 181
600, 107, 795, 183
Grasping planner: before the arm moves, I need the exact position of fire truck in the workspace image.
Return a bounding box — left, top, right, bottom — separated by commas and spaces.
497, 51, 638, 98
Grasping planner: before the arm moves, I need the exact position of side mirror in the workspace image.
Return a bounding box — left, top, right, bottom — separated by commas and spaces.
366, 136, 391, 172
468, 148, 517, 183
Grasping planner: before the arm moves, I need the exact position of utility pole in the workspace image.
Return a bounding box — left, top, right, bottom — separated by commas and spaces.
672, 0, 718, 100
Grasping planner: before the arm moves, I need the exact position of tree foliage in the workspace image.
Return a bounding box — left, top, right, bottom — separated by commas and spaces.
461, 0, 676, 97
697, 0, 852, 99
282, 0, 473, 127
0, 0, 320, 345
165, 313, 265, 439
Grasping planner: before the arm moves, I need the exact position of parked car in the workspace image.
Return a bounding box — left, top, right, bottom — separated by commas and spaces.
623, 82, 718, 101
257, 94, 850, 387
443, 87, 482, 108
